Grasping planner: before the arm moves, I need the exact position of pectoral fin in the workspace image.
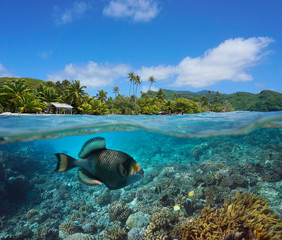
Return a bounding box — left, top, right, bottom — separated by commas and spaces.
118, 163, 128, 177
77, 169, 102, 186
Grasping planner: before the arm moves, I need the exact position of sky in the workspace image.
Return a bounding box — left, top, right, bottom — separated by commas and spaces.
0, 0, 281, 97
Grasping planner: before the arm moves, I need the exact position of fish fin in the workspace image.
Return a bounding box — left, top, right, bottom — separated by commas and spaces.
77, 169, 102, 186
78, 137, 106, 158
118, 163, 128, 177
54, 153, 76, 172
129, 162, 142, 175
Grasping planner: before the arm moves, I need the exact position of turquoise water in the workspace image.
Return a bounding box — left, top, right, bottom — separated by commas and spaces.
0, 112, 281, 239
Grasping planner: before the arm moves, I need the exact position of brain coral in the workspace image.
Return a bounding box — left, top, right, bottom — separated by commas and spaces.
179, 192, 282, 240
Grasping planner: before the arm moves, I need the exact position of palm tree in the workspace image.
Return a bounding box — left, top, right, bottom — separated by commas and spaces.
134, 75, 142, 97
97, 90, 108, 103
156, 88, 165, 101
127, 72, 136, 96
113, 86, 119, 98
0, 79, 30, 112
64, 80, 86, 108
19, 93, 42, 113
37, 86, 58, 103
148, 76, 156, 91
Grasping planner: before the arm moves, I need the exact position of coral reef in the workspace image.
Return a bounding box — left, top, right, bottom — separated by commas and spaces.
127, 227, 146, 240
59, 221, 82, 238
0, 126, 281, 240
144, 207, 177, 240
179, 192, 282, 240
126, 212, 150, 228
101, 224, 127, 240
63, 233, 96, 240
108, 200, 132, 224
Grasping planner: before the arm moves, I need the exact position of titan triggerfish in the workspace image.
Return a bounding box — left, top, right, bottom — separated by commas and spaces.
54, 137, 144, 190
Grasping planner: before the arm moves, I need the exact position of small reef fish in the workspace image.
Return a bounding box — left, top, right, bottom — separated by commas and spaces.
173, 204, 180, 211
188, 191, 194, 197
155, 185, 162, 194
54, 137, 144, 190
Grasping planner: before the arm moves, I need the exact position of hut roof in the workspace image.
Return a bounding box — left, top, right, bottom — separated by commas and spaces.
48, 102, 73, 109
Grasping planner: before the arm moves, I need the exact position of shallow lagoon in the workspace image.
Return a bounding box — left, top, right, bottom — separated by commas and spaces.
0, 112, 281, 239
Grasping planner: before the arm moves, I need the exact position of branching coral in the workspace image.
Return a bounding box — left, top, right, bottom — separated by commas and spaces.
179, 192, 282, 240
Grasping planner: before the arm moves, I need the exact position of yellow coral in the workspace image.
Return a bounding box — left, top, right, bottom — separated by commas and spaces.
179, 192, 282, 240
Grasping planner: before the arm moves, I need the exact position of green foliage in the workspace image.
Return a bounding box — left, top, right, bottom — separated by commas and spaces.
89, 99, 109, 115
161, 89, 281, 112
18, 94, 42, 113
172, 97, 201, 114
0, 79, 30, 112
36, 84, 58, 103
64, 80, 86, 109
0, 77, 44, 90
1, 76, 280, 115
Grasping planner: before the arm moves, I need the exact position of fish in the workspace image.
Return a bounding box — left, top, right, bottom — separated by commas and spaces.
173, 204, 180, 211
155, 185, 162, 194
54, 137, 144, 190
188, 191, 194, 197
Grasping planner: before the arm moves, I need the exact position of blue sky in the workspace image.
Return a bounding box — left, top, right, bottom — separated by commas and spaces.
0, 0, 281, 96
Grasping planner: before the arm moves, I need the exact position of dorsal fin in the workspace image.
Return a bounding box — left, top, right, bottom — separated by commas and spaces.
77, 169, 102, 186
78, 137, 106, 158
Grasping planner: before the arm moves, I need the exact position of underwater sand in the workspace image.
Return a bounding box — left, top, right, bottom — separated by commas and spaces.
0, 112, 281, 240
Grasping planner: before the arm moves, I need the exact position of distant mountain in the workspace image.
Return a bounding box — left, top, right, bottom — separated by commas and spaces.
0, 77, 44, 89
162, 89, 282, 111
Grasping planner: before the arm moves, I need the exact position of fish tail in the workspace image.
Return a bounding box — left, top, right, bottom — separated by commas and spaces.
54, 153, 76, 172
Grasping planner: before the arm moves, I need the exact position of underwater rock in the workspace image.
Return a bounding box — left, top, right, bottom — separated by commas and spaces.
82, 220, 97, 234
26, 209, 39, 219
126, 212, 150, 228
95, 190, 112, 206
63, 233, 96, 240
36, 226, 59, 240
257, 181, 282, 216
127, 227, 146, 240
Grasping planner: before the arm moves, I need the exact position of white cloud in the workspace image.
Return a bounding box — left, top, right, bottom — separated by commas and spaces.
137, 65, 177, 81
137, 37, 273, 88
38, 51, 53, 59
54, 1, 91, 25
103, 0, 159, 22
47, 61, 131, 89
0, 63, 15, 78
141, 85, 159, 92
255, 82, 266, 88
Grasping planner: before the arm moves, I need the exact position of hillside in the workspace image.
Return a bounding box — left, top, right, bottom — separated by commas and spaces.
162, 89, 282, 111
0, 77, 44, 89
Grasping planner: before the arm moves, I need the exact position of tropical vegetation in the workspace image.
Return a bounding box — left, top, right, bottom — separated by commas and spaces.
0, 75, 281, 114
